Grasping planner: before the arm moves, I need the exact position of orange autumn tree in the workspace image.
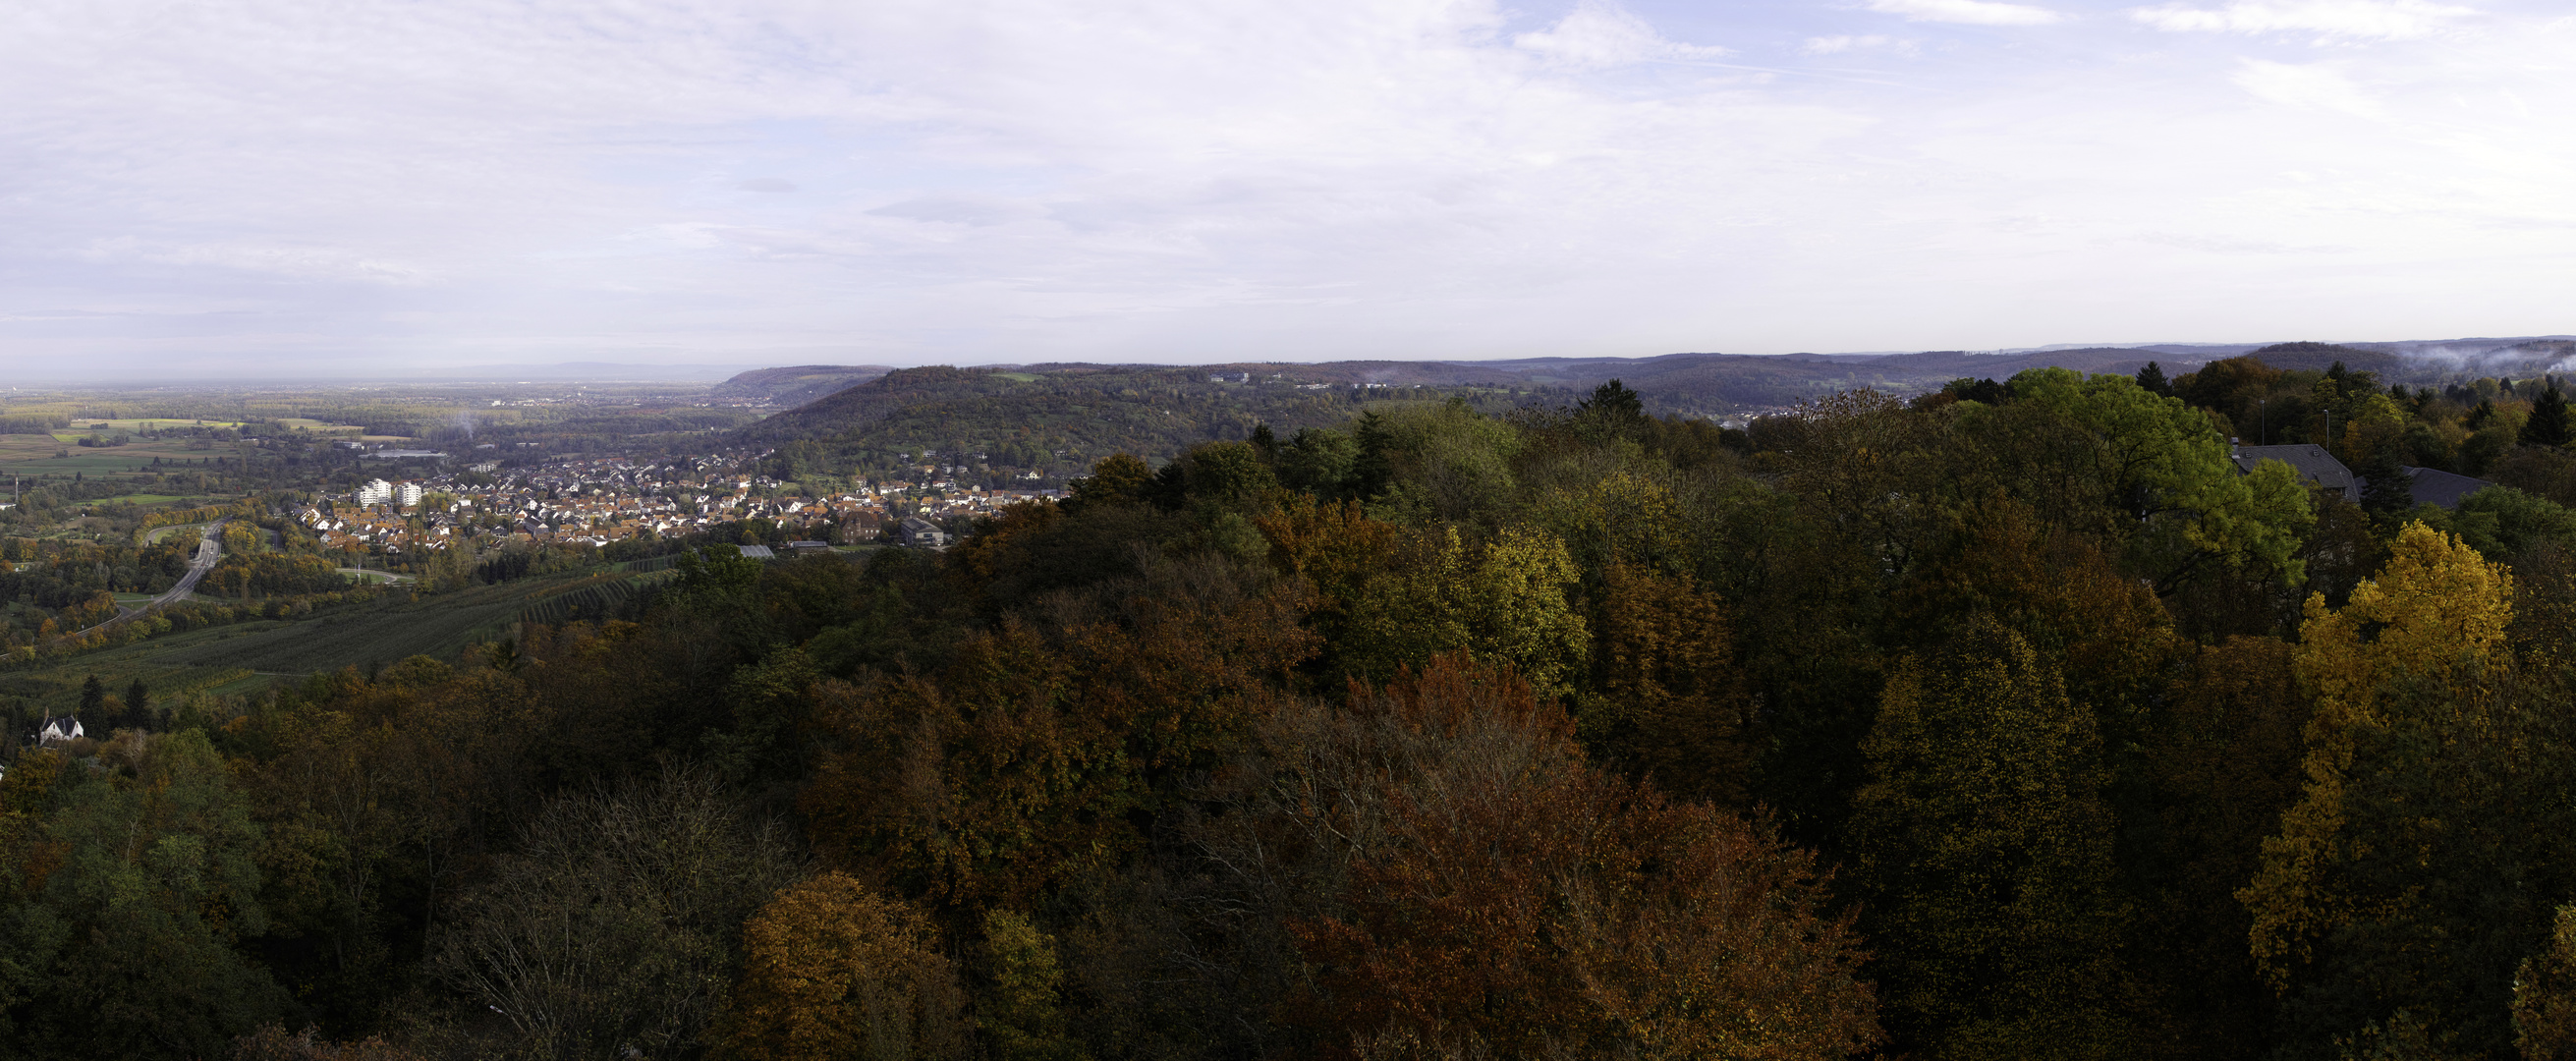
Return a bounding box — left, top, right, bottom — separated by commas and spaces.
722, 872, 969, 1061
1288, 654, 1879, 1061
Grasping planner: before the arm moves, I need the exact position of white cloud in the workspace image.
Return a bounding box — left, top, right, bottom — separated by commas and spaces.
1804, 33, 1919, 54
0, 0, 2570, 370
1865, 0, 2065, 27
2231, 58, 2382, 116
1513, 1, 1729, 67
2129, 0, 2477, 41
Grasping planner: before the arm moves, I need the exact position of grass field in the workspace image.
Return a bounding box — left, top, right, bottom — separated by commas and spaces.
145, 522, 218, 544
0, 432, 242, 478
0, 568, 662, 708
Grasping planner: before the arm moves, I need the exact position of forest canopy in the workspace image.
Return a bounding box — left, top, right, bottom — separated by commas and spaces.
13, 362, 2576, 1061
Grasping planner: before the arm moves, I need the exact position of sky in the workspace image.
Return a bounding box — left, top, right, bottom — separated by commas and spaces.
2, 0, 2570, 376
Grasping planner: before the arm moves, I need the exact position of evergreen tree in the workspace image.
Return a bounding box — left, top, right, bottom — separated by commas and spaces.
2135, 360, 2171, 397
2525, 385, 2572, 448
2358, 444, 2414, 524
123, 678, 148, 730
77, 674, 103, 721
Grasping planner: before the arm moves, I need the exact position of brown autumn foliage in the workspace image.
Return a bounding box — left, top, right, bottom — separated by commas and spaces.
1286, 654, 1880, 1061
232, 1025, 424, 1061
1257, 495, 1407, 678
1889, 499, 2182, 716
2517, 905, 2576, 1061
801, 571, 1317, 910
1580, 561, 1755, 809
720, 871, 970, 1061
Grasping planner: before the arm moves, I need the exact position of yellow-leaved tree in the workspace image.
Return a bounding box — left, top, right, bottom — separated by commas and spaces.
1344, 526, 1589, 698
2241, 522, 2513, 987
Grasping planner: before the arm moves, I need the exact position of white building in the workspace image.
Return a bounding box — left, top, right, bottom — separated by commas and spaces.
357, 478, 394, 506
396, 481, 425, 508
37, 714, 84, 747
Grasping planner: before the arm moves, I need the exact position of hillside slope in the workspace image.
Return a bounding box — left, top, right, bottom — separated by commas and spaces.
709, 364, 895, 406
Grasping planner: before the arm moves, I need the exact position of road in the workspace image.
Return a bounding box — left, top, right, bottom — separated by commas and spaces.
157, 521, 225, 605
75, 522, 224, 637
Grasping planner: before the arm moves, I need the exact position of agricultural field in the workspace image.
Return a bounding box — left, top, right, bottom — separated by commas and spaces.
0, 432, 222, 477
0, 568, 669, 709
43, 417, 367, 438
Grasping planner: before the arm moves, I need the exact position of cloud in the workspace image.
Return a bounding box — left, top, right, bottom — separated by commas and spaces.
2231, 58, 2382, 116
735, 178, 798, 193
867, 196, 1041, 227
1803, 34, 1919, 54
0, 0, 2571, 370
80, 237, 430, 284
1865, 0, 2065, 27
2129, 0, 2477, 40
1513, 1, 1730, 67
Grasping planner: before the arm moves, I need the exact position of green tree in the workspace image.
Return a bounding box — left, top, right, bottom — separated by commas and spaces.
1064, 453, 1153, 510
1850, 624, 2139, 1060
2526, 386, 2573, 448
429, 767, 802, 1060
4, 731, 290, 1059
2000, 367, 2314, 590
2136, 361, 2171, 398
2244, 523, 2514, 989
978, 910, 1087, 1061
1343, 526, 1589, 698
2237, 523, 2570, 1059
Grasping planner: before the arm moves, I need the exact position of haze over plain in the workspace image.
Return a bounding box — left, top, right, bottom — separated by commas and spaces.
3, 0, 2568, 376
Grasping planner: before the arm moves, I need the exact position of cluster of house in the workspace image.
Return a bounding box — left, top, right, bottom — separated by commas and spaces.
295, 458, 1062, 555
2227, 442, 2493, 508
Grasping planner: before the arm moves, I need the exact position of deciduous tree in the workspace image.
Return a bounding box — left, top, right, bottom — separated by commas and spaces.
722, 872, 968, 1061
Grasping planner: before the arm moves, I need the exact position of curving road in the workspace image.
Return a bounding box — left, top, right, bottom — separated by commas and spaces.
72, 522, 225, 638
156, 521, 225, 606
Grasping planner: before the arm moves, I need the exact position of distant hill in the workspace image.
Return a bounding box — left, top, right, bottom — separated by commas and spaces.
728, 335, 2576, 482
708, 364, 894, 406
739, 364, 1552, 477
2234, 342, 2402, 374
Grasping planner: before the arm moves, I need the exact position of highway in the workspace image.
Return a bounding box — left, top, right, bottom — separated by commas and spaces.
157, 521, 225, 605
73, 521, 224, 637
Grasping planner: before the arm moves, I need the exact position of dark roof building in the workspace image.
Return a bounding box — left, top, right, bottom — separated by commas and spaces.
898, 516, 948, 549
2232, 444, 2357, 498
2400, 466, 2493, 510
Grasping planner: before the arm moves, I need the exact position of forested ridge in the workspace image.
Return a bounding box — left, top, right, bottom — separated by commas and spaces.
13, 356, 2576, 1060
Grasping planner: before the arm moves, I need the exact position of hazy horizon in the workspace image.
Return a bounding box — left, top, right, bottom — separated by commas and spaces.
6, 0, 2569, 375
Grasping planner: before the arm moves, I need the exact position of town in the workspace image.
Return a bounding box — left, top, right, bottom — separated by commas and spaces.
296, 452, 1065, 554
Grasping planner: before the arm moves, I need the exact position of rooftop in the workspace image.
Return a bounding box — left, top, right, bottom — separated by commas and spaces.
2233, 444, 2356, 495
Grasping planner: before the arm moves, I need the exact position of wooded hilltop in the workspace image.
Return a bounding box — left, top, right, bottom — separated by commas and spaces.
12, 352, 2576, 1061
